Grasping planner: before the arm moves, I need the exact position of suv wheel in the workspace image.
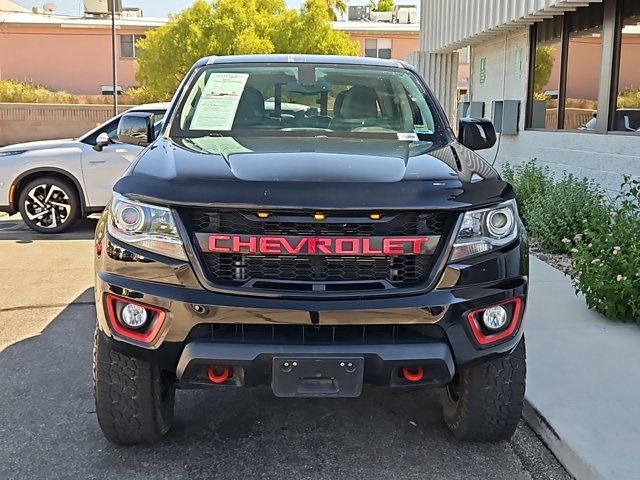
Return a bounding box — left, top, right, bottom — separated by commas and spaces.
18, 177, 80, 233
93, 328, 175, 445
438, 337, 526, 441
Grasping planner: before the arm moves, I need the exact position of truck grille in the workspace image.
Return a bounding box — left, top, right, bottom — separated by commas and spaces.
188, 323, 446, 345
178, 209, 450, 293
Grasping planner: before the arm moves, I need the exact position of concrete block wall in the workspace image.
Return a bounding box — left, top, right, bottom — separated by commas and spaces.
0, 103, 132, 146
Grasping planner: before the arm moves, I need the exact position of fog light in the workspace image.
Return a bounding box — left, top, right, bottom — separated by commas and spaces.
121, 303, 148, 328
482, 306, 508, 331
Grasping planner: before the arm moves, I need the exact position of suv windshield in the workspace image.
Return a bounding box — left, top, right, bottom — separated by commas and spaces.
170, 64, 441, 141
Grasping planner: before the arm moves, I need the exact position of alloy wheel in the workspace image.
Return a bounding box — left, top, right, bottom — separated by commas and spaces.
23, 184, 72, 229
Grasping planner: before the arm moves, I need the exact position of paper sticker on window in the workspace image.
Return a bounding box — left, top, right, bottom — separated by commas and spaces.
190, 73, 250, 131
397, 132, 419, 141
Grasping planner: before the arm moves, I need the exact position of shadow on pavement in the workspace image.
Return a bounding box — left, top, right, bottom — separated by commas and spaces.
0, 216, 98, 242
0, 289, 531, 480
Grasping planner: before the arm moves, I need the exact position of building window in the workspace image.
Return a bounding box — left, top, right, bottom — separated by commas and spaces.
529, 0, 640, 134
364, 38, 392, 59
530, 17, 563, 129
120, 34, 145, 59
528, 3, 604, 131
613, 0, 640, 133
564, 4, 604, 130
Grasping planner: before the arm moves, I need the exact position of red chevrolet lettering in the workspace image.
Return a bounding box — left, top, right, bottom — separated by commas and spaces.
362, 238, 383, 255
209, 234, 232, 253
335, 238, 360, 254
232, 235, 258, 253
281, 237, 308, 254
259, 237, 282, 254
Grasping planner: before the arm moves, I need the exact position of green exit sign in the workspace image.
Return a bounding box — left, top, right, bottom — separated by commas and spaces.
479, 57, 487, 84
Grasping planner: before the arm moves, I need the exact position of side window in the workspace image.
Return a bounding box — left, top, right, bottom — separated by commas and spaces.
82, 118, 120, 145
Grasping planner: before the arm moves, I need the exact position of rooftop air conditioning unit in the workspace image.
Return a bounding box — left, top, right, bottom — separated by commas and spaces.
394, 5, 417, 24
122, 7, 142, 18
370, 10, 393, 22
348, 5, 370, 21
84, 0, 122, 15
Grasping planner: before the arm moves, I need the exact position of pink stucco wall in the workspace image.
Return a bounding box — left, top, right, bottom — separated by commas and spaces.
542, 35, 640, 101
0, 25, 145, 94
350, 33, 419, 61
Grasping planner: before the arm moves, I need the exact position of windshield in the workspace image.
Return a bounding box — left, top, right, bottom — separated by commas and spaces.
170, 64, 441, 141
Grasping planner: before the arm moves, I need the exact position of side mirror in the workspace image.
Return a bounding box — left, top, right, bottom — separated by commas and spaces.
117, 112, 155, 147
93, 132, 110, 152
458, 118, 497, 151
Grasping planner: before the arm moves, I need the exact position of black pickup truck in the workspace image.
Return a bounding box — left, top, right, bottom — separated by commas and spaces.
93, 54, 528, 445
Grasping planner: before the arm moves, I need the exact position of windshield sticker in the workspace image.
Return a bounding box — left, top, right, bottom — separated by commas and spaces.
190, 73, 250, 131
397, 132, 419, 141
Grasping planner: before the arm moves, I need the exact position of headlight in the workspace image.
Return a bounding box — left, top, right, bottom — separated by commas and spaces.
107, 194, 188, 261
0, 150, 26, 157
450, 200, 518, 261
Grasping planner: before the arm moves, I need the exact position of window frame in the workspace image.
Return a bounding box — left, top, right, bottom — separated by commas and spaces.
364, 38, 393, 59
526, 0, 637, 135
119, 34, 145, 59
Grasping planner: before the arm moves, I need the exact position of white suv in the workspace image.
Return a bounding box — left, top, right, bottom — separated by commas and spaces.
0, 103, 168, 233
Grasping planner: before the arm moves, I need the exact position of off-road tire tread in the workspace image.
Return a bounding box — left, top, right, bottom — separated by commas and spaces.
439, 337, 526, 441
93, 328, 174, 445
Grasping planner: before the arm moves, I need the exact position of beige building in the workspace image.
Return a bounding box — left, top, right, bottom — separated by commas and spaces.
415, 0, 640, 193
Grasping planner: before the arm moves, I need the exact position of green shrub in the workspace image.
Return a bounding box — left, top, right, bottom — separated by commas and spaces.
502, 160, 609, 253
0, 79, 77, 103
121, 87, 171, 105
569, 176, 640, 323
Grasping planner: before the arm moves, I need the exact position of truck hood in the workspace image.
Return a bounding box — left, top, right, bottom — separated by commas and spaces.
0, 138, 75, 152
115, 136, 510, 211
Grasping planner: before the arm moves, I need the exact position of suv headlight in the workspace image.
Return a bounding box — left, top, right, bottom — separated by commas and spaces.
107, 194, 188, 261
450, 200, 519, 261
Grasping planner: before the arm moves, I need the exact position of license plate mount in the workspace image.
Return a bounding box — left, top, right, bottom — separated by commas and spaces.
272, 356, 364, 398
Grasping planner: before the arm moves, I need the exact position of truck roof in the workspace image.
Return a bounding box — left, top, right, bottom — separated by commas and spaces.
193, 54, 408, 69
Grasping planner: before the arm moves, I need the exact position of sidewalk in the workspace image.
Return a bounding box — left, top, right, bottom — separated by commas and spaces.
524, 257, 640, 480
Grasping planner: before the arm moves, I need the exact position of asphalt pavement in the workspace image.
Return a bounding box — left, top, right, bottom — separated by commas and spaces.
0, 214, 571, 480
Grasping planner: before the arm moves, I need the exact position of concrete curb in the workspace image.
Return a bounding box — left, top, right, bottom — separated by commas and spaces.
523, 400, 600, 480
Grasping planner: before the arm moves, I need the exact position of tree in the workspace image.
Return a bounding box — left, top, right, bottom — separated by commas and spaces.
135, 0, 359, 98
533, 46, 555, 95
325, 0, 347, 20
371, 0, 394, 12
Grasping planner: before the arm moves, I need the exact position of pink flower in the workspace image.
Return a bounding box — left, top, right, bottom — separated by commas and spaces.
613, 246, 621, 255
574, 234, 583, 242
616, 275, 627, 282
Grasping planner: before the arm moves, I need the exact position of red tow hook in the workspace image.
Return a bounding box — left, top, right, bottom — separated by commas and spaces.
207, 366, 230, 384
402, 367, 424, 382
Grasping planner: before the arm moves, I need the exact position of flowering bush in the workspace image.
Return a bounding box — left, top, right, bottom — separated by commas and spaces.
568, 176, 640, 323
502, 160, 609, 253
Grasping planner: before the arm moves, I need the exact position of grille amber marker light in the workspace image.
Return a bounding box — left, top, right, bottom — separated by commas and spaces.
257, 212, 270, 219
369, 213, 382, 220
314, 212, 326, 221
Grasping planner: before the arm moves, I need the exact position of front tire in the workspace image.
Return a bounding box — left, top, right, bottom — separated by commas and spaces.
93, 328, 175, 445
439, 337, 526, 441
18, 176, 80, 233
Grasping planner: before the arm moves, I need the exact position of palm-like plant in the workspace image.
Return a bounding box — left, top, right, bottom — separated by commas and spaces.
326, 0, 347, 20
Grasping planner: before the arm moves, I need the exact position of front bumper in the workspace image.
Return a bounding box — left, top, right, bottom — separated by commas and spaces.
95, 221, 528, 389
177, 342, 456, 391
